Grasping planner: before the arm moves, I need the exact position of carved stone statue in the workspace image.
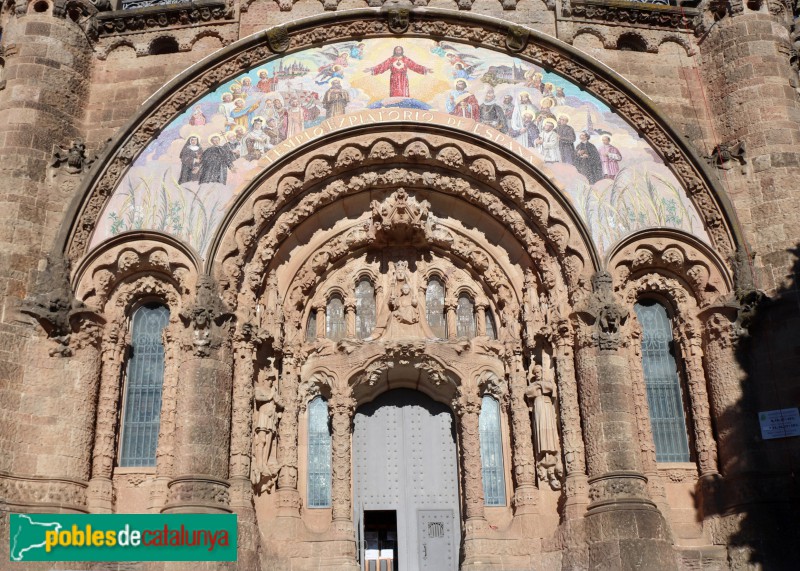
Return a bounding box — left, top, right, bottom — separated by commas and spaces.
526, 364, 563, 490
371, 188, 430, 244
251, 359, 283, 493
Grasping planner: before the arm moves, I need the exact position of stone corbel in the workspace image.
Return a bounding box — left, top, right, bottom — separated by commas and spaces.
572, 271, 628, 352
178, 274, 234, 357
20, 253, 106, 357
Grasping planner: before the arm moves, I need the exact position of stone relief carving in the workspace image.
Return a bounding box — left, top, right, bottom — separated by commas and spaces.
52, 140, 94, 174
574, 271, 628, 351
371, 188, 430, 245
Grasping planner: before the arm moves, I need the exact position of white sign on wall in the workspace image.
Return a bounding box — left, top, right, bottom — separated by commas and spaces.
759, 408, 800, 440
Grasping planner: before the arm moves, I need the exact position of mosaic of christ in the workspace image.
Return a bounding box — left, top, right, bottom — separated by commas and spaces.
93, 38, 707, 257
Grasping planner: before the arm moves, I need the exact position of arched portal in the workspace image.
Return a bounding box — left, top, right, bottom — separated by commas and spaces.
354, 389, 459, 571
46, 8, 747, 571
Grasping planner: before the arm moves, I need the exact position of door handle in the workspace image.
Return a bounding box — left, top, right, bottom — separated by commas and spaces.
423, 543, 427, 559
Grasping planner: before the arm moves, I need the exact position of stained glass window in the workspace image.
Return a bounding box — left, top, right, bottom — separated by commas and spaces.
307, 397, 332, 508
456, 294, 476, 338
306, 310, 317, 342
326, 296, 346, 341
486, 308, 498, 340
119, 303, 169, 468
355, 278, 376, 339
480, 396, 506, 506
426, 277, 446, 338
634, 300, 691, 463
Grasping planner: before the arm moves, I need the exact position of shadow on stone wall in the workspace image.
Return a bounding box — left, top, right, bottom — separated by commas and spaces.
696, 245, 800, 568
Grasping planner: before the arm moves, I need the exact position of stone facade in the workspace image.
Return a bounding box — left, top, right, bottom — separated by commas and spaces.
1, 1, 799, 570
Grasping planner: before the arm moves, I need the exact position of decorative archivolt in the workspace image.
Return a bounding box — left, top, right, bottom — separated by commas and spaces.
608, 230, 732, 308
63, 8, 738, 270
73, 233, 200, 314
218, 135, 588, 327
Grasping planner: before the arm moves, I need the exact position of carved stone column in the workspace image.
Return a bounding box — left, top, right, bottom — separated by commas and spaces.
676, 319, 719, 478
344, 297, 356, 338
229, 327, 258, 569
275, 354, 301, 518
552, 320, 588, 518
329, 391, 357, 536
574, 272, 676, 570
150, 321, 181, 512
87, 323, 127, 513
445, 296, 457, 339
506, 349, 539, 516
475, 300, 487, 337
701, 310, 758, 494
163, 276, 234, 514
453, 386, 486, 524
315, 304, 326, 340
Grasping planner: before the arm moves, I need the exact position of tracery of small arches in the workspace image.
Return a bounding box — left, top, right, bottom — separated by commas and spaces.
279, 222, 527, 352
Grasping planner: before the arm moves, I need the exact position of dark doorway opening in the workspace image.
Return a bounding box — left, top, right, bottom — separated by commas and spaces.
364, 510, 398, 571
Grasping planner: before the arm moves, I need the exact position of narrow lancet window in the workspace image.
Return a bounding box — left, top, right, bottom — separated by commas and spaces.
480, 396, 506, 506
456, 294, 476, 338
426, 277, 446, 338
307, 397, 332, 508
120, 303, 169, 468
355, 278, 376, 339
634, 300, 691, 463
326, 295, 346, 341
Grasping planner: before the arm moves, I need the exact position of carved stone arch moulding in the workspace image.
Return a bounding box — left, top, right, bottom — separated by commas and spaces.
72, 231, 201, 317
59, 8, 741, 275
247, 179, 565, 350
607, 229, 733, 309
214, 133, 587, 327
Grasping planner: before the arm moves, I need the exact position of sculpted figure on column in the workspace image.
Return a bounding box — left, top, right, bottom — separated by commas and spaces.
251, 359, 283, 493
526, 364, 563, 490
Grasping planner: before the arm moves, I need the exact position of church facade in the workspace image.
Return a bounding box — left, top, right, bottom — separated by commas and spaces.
1, 0, 799, 569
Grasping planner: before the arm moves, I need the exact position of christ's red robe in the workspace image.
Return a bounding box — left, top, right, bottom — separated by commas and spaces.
369, 56, 428, 98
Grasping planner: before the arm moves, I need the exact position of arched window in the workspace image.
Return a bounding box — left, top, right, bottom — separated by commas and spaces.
119, 303, 169, 468
479, 396, 506, 506
634, 300, 691, 463
456, 294, 476, 338
425, 276, 446, 338
485, 308, 498, 340
354, 278, 376, 339
326, 295, 346, 341
306, 310, 317, 343
307, 397, 331, 508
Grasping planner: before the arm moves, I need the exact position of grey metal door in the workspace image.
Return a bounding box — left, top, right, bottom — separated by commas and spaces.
417, 510, 456, 571
354, 389, 460, 571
